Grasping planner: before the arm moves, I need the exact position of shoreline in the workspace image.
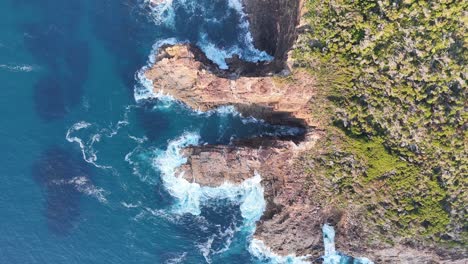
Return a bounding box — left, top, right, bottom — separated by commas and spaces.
141, 0, 467, 262
142, 42, 345, 262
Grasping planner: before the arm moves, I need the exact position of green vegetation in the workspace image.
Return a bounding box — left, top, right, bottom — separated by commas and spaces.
294, 0, 467, 248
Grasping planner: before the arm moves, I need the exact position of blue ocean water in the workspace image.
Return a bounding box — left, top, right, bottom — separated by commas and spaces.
0, 0, 372, 263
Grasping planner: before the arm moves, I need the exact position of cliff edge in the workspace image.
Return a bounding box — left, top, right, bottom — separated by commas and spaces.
143, 0, 467, 262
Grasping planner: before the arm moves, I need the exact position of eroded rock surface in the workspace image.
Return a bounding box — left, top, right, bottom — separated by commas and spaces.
145, 43, 327, 256
145, 44, 316, 127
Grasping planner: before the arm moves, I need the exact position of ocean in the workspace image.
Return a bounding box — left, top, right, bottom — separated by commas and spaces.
0, 0, 371, 263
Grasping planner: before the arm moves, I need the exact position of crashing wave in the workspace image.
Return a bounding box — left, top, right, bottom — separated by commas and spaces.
141, 0, 272, 71
150, 132, 318, 263
249, 239, 311, 264
134, 38, 180, 102
152, 132, 266, 219
322, 224, 374, 264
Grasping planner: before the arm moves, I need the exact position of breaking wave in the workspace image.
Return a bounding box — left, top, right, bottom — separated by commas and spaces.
142, 0, 272, 71
152, 132, 319, 263
134, 38, 179, 102
152, 132, 266, 220
321, 224, 374, 264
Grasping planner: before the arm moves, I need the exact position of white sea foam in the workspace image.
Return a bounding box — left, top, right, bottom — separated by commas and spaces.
125, 145, 160, 184
66, 119, 129, 170
196, 223, 239, 262
153, 132, 266, 219
0, 64, 35, 72
121, 201, 141, 208
134, 38, 179, 102
249, 239, 311, 264
322, 224, 374, 264
140, 0, 272, 73
145, 0, 175, 26
66, 121, 103, 168
52, 176, 108, 203
203, 105, 240, 117
153, 132, 327, 263
69, 176, 109, 204
128, 135, 148, 144
198, 237, 214, 263
211, 225, 237, 255
165, 252, 187, 264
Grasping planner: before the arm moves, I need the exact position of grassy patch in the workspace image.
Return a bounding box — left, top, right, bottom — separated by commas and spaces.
293, 0, 467, 248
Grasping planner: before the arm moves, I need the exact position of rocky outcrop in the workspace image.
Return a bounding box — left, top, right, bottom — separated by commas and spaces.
143, 1, 467, 262
145, 43, 328, 258
144, 43, 468, 263
145, 44, 316, 128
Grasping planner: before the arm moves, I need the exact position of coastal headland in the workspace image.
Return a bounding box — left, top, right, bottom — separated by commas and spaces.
145, 0, 467, 262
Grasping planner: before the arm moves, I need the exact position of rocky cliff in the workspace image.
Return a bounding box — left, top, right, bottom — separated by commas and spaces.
144, 42, 467, 263
145, 43, 329, 259
243, 0, 304, 71
143, 0, 467, 262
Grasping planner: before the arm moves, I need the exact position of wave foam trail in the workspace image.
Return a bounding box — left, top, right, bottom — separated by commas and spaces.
165, 252, 187, 264
153, 132, 266, 221
53, 176, 108, 203
66, 120, 126, 170
69, 176, 109, 204
0, 64, 35, 72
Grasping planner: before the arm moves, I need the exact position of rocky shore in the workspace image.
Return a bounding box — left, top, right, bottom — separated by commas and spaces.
144, 0, 467, 263
145, 44, 467, 264
145, 42, 331, 258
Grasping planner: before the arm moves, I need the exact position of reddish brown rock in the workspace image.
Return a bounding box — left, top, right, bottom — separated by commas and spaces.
143, 42, 465, 264
145, 44, 317, 128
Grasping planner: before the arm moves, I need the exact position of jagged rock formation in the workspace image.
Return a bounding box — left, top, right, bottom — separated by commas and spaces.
144, 42, 467, 263
144, 44, 316, 128
145, 43, 329, 258
143, 0, 467, 262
